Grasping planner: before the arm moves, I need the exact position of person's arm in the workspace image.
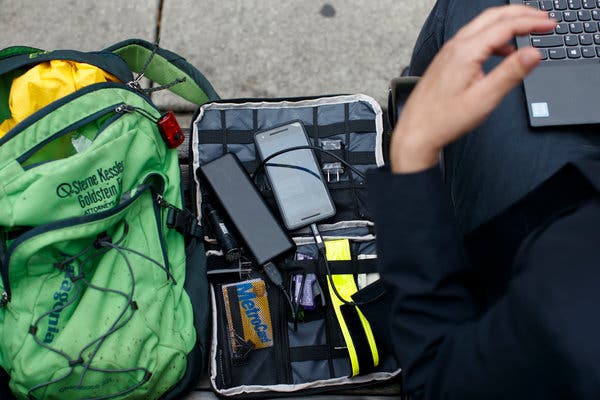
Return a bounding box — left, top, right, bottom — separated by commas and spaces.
369, 165, 475, 397
370, 166, 570, 400
371, 5, 557, 398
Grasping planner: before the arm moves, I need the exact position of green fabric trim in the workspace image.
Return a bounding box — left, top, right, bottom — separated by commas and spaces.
0, 70, 24, 125
113, 45, 210, 105
0, 50, 134, 84
0, 46, 42, 60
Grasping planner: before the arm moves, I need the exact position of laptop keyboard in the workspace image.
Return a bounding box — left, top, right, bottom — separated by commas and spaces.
524, 0, 600, 60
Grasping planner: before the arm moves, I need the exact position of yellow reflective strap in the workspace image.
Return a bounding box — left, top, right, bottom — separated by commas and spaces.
325, 238, 352, 261
357, 307, 379, 367
324, 239, 379, 377
327, 273, 361, 376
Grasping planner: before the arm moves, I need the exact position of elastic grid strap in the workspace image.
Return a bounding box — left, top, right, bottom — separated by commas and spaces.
313, 107, 319, 155
280, 258, 378, 275
276, 289, 291, 383
289, 345, 348, 363
195, 120, 376, 144
253, 108, 258, 133
220, 110, 228, 155
252, 108, 258, 163
324, 298, 337, 378
345, 103, 360, 219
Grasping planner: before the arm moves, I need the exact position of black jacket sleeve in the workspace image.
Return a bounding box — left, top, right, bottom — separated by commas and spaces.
368, 166, 476, 397
368, 167, 569, 399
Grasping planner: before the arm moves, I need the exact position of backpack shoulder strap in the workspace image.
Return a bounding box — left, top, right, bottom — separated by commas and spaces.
105, 39, 220, 106
0, 48, 134, 83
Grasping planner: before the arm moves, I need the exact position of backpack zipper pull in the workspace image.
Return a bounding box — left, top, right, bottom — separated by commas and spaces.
114, 104, 135, 114
115, 104, 157, 123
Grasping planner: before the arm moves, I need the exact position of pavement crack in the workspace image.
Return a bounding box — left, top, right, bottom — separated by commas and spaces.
155, 0, 165, 42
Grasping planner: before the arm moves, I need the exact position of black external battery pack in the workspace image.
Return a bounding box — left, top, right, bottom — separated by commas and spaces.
198, 153, 294, 265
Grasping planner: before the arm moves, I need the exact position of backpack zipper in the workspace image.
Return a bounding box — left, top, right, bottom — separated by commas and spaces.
152, 193, 172, 279
0, 82, 159, 147
18, 100, 164, 169
17, 104, 123, 166
0, 230, 6, 307
114, 104, 159, 123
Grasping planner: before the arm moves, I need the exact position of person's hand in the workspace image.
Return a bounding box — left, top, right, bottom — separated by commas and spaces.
390, 5, 557, 173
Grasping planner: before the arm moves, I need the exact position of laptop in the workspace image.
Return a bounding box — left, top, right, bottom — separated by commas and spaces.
511, 0, 600, 127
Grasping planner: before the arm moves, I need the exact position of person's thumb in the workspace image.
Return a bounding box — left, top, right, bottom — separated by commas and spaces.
470, 46, 540, 113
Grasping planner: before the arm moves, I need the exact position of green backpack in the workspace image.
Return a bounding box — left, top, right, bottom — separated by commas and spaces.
0, 39, 218, 399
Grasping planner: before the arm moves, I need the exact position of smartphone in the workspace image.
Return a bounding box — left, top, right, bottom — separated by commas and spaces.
254, 121, 336, 230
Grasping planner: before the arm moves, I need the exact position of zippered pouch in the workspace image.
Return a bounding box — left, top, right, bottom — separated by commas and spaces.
190, 95, 401, 398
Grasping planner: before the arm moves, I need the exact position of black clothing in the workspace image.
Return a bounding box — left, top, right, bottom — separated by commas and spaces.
409, 0, 600, 233
379, 0, 600, 397
368, 159, 600, 399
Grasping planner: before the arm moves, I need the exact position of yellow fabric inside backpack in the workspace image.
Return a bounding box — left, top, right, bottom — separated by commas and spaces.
0, 60, 120, 137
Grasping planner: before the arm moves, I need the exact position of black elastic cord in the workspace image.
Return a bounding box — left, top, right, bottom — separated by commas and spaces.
136, 42, 160, 81
76, 240, 139, 386
251, 145, 366, 180
220, 110, 228, 155
129, 105, 160, 123
264, 162, 322, 180
141, 76, 186, 94
127, 41, 160, 90
128, 41, 186, 95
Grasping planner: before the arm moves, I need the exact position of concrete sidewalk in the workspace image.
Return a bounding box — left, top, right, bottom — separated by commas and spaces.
1, 0, 435, 108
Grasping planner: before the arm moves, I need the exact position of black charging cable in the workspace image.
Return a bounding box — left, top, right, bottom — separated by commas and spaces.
251, 145, 367, 181
255, 147, 378, 311
309, 223, 384, 307
263, 261, 296, 322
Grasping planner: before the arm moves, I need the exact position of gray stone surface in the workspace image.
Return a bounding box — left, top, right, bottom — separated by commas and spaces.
184, 393, 399, 400
0, 0, 435, 110
156, 0, 436, 111
0, 0, 157, 51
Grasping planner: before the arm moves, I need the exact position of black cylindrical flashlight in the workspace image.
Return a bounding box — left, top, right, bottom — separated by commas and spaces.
204, 203, 242, 262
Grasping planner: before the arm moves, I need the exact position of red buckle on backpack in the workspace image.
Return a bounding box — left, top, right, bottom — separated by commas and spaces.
158, 111, 184, 148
